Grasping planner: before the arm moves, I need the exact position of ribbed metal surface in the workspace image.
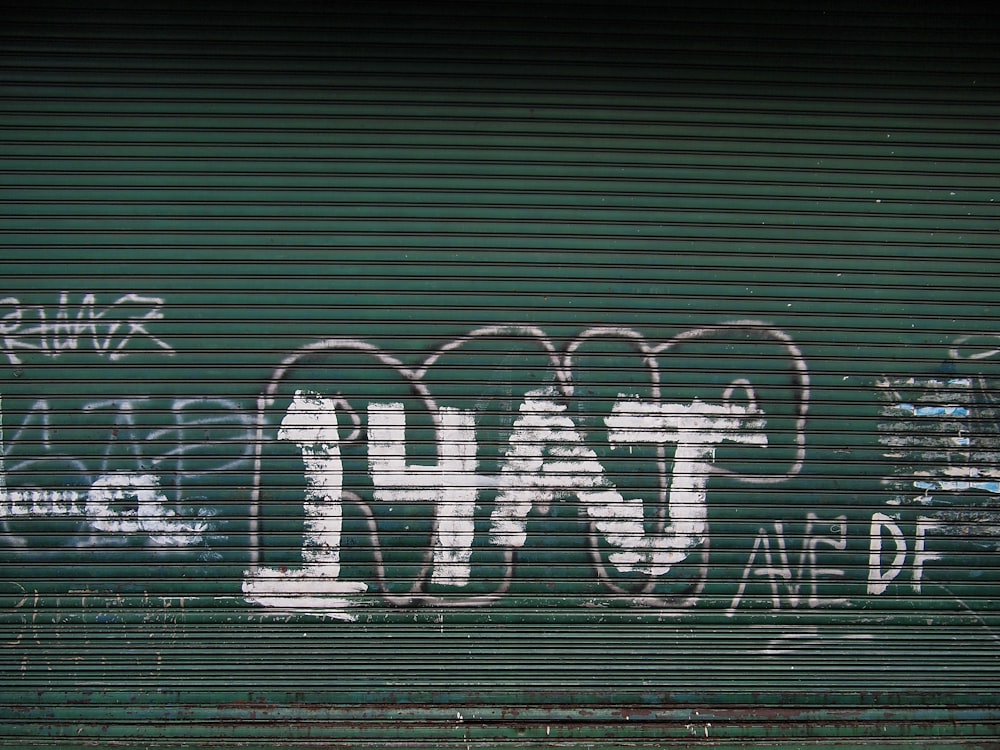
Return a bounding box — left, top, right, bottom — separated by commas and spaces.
2, 2, 999, 746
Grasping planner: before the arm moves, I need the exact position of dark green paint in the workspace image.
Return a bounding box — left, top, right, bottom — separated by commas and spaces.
1, 1, 999, 746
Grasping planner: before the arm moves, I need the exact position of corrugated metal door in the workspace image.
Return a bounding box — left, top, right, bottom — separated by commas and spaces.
2, 2, 999, 746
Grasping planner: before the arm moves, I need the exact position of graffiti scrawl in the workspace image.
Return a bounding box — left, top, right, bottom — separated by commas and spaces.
243, 321, 810, 619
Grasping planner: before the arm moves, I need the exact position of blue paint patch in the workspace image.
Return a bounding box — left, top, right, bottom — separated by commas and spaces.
915, 479, 1000, 494
898, 403, 969, 418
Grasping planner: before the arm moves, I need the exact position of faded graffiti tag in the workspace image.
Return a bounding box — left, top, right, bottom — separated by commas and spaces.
0, 396, 255, 551
0, 292, 175, 365
6, 310, 995, 623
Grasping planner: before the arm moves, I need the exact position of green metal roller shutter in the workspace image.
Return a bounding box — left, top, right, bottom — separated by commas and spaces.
1, 1, 999, 746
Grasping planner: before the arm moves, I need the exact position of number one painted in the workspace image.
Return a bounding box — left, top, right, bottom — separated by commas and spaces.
0, 395, 6, 499
278, 389, 346, 575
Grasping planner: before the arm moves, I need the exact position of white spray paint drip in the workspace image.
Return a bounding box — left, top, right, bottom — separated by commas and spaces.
605, 396, 767, 575
368, 402, 482, 587
241, 390, 368, 619
488, 388, 647, 572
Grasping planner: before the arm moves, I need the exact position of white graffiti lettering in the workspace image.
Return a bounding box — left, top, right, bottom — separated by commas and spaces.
867, 513, 942, 595
489, 389, 647, 572
0, 472, 208, 546
243, 321, 811, 616
368, 400, 480, 586
0, 396, 254, 549
606, 396, 767, 575
0, 292, 174, 365
241, 390, 370, 615
6, 321, 997, 619
726, 514, 849, 616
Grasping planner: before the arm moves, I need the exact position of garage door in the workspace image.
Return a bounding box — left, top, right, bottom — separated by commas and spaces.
2, 2, 999, 746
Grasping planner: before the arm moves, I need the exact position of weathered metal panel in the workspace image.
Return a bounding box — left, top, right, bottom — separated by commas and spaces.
1, 1, 999, 746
